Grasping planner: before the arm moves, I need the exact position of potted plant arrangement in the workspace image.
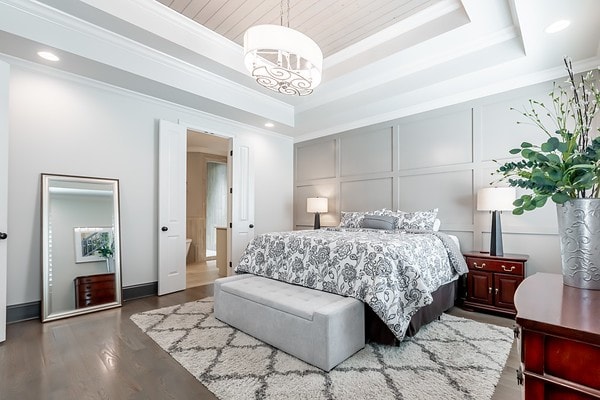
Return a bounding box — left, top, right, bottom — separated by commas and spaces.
97, 237, 115, 273
496, 57, 600, 289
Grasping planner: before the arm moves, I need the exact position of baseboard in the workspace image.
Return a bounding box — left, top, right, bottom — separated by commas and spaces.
6, 282, 159, 324
7, 301, 40, 323
122, 281, 158, 301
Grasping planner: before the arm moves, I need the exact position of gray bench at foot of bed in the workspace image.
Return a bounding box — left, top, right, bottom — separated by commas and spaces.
214, 274, 365, 371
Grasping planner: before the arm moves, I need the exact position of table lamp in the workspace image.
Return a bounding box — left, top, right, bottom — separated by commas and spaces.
307, 197, 328, 229
477, 187, 516, 256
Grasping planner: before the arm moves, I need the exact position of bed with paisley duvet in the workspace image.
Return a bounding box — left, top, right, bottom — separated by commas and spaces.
235, 209, 469, 344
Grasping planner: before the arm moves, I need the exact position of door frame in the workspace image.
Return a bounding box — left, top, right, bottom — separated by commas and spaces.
0, 61, 9, 342
178, 116, 254, 276
179, 120, 235, 277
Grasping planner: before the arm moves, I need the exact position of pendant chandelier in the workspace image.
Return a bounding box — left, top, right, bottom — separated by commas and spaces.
243, 0, 323, 96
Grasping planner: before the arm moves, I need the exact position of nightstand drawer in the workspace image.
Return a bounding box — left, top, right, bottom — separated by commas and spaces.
465, 257, 524, 275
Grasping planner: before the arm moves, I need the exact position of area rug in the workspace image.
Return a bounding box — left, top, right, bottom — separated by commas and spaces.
131, 298, 514, 400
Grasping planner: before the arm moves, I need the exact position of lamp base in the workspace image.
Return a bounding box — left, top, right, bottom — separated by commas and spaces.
490, 210, 504, 256
313, 213, 321, 230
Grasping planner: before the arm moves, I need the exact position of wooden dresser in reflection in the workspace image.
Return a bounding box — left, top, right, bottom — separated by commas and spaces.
514, 273, 600, 399
74, 273, 116, 308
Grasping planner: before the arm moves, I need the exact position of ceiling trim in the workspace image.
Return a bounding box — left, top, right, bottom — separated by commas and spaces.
294, 55, 600, 143
325, 0, 464, 68
80, 0, 247, 74
1, 0, 295, 126
2, 50, 292, 143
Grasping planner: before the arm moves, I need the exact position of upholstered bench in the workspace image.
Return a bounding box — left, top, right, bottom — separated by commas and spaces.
214, 274, 365, 371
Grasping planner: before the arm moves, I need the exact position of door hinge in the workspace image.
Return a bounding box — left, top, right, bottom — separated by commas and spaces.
229, 188, 232, 194
516, 367, 523, 385
230, 150, 233, 156
229, 261, 232, 268
229, 222, 232, 228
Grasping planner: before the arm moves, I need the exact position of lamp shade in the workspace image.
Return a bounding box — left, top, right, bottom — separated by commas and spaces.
307, 197, 328, 213
243, 25, 323, 96
477, 187, 516, 211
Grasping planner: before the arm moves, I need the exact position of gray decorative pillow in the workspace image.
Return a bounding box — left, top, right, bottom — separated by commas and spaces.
396, 208, 439, 230
339, 211, 366, 228
360, 215, 397, 230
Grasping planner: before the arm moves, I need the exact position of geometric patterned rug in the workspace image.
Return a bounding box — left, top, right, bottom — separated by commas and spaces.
130, 297, 514, 400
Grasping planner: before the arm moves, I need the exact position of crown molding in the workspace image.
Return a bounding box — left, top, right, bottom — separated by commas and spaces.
0, 0, 294, 126
1, 52, 290, 142
79, 0, 246, 74
294, 55, 600, 143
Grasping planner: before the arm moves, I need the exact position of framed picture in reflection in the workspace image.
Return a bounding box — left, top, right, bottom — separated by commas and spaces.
73, 227, 113, 263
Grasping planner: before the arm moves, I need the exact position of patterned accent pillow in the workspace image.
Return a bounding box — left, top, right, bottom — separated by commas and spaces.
339, 211, 367, 228
396, 208, 439, 230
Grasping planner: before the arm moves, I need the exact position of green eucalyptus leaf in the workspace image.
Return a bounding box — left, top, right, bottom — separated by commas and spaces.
547, 154, 561, 164
512, 207, 524, 215
557, 142, 569, 152
521, 142, 533, 148
533, 196, 548, 207
551, 192, 571, 204
509, 148, 521, 155
522, 149, 535, 159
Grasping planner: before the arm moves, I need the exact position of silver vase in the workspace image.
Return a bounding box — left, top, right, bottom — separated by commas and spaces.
556, 198, 600, 290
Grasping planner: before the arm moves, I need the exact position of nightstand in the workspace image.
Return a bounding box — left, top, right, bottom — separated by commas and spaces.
462, 251, 528, 317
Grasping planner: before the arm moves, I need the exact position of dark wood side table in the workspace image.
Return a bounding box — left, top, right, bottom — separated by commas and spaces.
462, 251, 528, 316
514, 273, 600, 399
74, 273, 116, 308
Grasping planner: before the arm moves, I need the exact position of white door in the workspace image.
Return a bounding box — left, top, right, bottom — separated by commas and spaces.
229, 135, 255, 273
158, 120, 187, 295
0, 61, 9, 342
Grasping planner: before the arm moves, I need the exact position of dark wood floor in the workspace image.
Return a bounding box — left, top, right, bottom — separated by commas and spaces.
0, 286, 520, 400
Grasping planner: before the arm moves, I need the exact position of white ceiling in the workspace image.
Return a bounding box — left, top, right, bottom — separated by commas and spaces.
157, 0, 438, 58
0, 0, 599, 142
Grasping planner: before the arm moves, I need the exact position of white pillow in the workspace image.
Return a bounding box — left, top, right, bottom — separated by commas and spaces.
433, 218, 441, 231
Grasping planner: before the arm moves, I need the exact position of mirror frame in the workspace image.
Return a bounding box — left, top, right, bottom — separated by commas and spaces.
41, 173, 122, 322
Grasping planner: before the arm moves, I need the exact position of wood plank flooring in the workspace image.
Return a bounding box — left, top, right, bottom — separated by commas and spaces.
186, 260, 221, 288
0, 286, 521, 400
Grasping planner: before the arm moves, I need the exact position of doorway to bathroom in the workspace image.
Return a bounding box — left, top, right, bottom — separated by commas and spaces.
185, 130, 230, 288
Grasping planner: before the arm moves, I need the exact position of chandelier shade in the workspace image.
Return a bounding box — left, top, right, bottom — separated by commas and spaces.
243, 25, 323, 96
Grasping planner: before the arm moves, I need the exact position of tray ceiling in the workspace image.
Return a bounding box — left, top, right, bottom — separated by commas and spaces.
0, 0, 598, 141
156, 0, 438, 58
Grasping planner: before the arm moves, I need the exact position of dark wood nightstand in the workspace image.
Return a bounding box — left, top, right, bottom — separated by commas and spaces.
462, 251, 528, 317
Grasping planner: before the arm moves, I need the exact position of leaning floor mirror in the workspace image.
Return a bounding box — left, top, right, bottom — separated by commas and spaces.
41, 174, 122, 322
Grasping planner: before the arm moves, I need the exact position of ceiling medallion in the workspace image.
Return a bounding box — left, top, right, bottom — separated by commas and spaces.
243, 1, 323, 96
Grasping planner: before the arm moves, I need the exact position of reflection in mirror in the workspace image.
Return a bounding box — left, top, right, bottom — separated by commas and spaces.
41, 174, 122, 322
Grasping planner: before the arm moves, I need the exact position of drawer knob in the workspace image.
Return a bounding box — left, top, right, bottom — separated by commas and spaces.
473, 262, 485, 269
488, 287, 492, 294
502, 265, 515, 272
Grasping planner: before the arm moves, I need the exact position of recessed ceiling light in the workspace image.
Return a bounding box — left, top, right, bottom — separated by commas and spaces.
545, 19, 571, 34
264, 122, 274, 128
37, 51, 60, 62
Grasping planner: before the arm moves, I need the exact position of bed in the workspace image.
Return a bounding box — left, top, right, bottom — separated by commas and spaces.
234, 220, 468, 344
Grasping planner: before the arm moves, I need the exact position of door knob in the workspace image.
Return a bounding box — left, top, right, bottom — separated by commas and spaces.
161, 226, 168, 232
249, 224, 254, 228
0, 232, 6, 240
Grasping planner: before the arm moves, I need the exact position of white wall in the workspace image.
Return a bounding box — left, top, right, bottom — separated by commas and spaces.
6, 62, 294, 306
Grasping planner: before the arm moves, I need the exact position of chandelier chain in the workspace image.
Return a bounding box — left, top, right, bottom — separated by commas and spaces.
279, 0, 290, 28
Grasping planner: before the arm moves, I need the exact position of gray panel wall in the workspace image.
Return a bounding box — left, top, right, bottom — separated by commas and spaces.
294, 79, 565, 277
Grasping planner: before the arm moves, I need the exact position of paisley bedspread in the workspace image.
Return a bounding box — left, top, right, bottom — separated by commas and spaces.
235, 228, 468, 341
